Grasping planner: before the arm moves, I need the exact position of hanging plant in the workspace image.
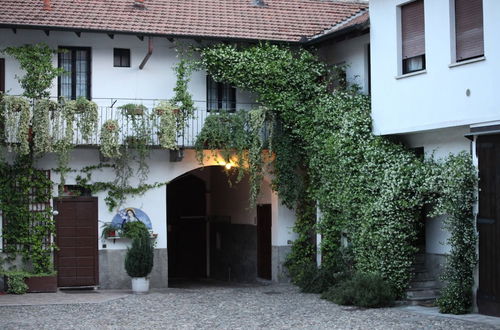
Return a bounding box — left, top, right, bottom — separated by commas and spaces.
67, 97, 98, 143
100, 119, 121, 159
120, 104, 152, 183
153, 101, 177, 150
32, 99, 58, 156
1, 96, 30, 152
195, 109, 251, 184
118, 103, 147, 116
53, 98, 75, 193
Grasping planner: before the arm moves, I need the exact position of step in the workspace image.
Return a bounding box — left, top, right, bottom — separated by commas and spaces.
406, 296, 438, 307
414, 254, 426, 264
408, 280, 440, 289
406, 288, 440, 299
412, 271, 436, 282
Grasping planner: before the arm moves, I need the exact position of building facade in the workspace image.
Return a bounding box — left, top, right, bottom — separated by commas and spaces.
370, 0, 499, 316
0, 0, 370, 290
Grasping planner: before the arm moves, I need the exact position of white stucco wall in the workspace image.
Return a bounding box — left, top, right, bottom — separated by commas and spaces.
0, 28, 257, 147
317, 33, 370, 94
370, 0, 500, 135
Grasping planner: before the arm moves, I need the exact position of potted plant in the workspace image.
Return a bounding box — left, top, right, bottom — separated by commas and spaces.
101, 222, 120, 238
124, 227, 154, 294
118, 103, 148, 116
100, 119, 121, 158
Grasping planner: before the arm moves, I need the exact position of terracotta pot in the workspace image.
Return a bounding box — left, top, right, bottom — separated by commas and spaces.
25, 275, 57, 293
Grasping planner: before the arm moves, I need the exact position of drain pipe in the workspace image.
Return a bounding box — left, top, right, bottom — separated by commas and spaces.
139, 37, 153, 70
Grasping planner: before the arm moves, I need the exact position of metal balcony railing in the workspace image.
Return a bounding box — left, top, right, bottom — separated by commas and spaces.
3, 97, 259, 149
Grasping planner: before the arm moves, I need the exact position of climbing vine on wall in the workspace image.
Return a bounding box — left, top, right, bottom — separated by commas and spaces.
0, 156, 56, 274
195, 43, 477, 303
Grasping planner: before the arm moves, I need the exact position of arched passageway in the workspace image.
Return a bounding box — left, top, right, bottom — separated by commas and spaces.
166, 166, 273, 285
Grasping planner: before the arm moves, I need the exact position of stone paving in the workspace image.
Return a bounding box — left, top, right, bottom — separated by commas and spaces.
0, 282, 499, 330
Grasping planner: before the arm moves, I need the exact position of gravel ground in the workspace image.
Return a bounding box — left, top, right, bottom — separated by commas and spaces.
0, 283, 497, 330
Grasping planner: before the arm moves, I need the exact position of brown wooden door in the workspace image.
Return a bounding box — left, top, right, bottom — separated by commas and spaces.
477, 135, 500, 316
55, 197, 99, 287
257, 204, 272, 280
0, 58, 5, 93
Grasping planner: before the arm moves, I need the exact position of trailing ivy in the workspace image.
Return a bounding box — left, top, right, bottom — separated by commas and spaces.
67, 97, 99, 143
153, 101, 178, 150
1, 95, 31, 154
74, 163, 167, 211
100, 119, 121, 159
0, 156, 56, 274
33, 99, 57, 155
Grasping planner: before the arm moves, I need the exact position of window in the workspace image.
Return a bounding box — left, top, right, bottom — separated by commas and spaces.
401, 0, 425, 74
207, 76, 236, 112
0, 58, 4, 93
114, 48, 131, 67
58, 47, 91, 99
455, 0, 484, 62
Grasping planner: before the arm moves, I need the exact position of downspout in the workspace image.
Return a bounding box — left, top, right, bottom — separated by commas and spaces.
139, 37, 153, 70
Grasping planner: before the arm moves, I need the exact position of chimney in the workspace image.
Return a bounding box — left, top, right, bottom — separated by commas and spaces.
134, 0, 146, 9
43, 0, 51, 11
252, 0, 267, 7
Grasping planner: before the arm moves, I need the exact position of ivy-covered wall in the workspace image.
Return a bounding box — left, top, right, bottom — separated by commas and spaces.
196, 43, 478, 314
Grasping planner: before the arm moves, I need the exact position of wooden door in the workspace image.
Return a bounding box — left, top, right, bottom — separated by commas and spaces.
55, 197, 98, 287
257, 204, 272, 280
477, 135, 500, 316
0, 58, 5, 93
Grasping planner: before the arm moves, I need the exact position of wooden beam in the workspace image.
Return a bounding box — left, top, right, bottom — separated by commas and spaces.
137, 35, 144, 41
75, 31, 81, 37
108, 34, 114, 39
44, 30, 50, 36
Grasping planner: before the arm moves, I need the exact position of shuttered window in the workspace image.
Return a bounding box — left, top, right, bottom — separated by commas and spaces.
401, 0, 425, 74
0, 58, 4, 93
455, 0, 484, 62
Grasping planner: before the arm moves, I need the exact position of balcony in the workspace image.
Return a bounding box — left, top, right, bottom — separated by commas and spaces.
2, 97, 259, 149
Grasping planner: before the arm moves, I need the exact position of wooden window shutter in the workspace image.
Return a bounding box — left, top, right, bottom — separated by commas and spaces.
0, 58, 4, 93
455, 0, 484, 61
401, 0, 425, 59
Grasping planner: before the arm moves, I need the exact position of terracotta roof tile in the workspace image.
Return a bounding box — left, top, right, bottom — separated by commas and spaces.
0, 0, 368, 42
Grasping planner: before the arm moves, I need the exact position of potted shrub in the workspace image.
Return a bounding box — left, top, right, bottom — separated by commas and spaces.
124, 227, 154, 294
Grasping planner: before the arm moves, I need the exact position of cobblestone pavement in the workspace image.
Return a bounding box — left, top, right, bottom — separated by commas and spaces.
0, 283, 498, 330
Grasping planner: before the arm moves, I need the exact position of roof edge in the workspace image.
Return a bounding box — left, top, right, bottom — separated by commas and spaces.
0, 23, 302, 44
305, 8, 369, 45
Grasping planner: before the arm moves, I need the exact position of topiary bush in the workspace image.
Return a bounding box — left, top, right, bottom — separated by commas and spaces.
321, 272, 396, 308
125, 229, 154, 278
122, 221, 149, 240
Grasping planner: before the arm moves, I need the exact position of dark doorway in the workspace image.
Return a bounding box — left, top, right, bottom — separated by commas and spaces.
55, 197, 99, 287
257, 204, 272, 280
167, 174, 207, 281
476, 135, 500, 316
